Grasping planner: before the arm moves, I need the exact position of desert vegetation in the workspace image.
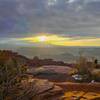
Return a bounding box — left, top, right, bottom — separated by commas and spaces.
0, 50, 28, 100
74, 54, 100, 82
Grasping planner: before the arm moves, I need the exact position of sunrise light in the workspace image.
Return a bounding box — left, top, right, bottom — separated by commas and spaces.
18, 34, 100, 46
38, 36, 47, 42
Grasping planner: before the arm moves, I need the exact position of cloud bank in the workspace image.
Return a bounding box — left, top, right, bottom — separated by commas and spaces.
0, 0, 100, 46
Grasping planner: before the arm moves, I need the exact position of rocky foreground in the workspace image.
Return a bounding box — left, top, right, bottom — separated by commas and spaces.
6, 78, 63, 100
62, 91, 100, 100
6, 77, 100, 100
56, 82, 100, 100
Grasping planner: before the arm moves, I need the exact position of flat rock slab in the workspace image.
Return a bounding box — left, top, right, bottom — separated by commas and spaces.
62, 91, 100, 100
31, 79, 54, 94
33, 85, 63, 100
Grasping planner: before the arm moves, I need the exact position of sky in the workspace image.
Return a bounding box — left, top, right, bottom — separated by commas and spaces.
0, 0, 100, 46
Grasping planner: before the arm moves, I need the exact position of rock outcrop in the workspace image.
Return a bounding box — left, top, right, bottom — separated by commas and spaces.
9, 78, 63, 100
30, 79, 63, 100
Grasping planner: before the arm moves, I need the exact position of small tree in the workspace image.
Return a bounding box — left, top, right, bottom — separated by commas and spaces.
76, 55, 88, 74
76, 53, 92, 82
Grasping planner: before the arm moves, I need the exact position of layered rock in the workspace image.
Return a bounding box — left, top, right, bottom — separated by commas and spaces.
8, 78, 63, 100
29, 79, 63, 100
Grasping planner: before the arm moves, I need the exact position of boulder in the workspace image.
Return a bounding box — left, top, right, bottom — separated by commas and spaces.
31, 79, 63, 100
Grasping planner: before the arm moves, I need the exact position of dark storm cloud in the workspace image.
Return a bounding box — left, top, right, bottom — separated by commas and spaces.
0, 0, 100, 38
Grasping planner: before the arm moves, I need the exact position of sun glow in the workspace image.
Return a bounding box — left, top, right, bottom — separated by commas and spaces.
38, 36, 47, 42
18, 34, 100, 46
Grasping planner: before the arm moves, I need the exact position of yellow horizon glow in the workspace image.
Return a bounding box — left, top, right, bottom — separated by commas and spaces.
18, 34, 100, 46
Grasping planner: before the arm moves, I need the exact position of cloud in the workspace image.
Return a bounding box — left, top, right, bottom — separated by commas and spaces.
68, 0, 76, 3
0, 0, 100, 39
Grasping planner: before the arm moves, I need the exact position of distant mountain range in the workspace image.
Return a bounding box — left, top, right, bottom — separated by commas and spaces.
0, 50, 73, 68
0, 46, 100, 63
17, 47, 100, 63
